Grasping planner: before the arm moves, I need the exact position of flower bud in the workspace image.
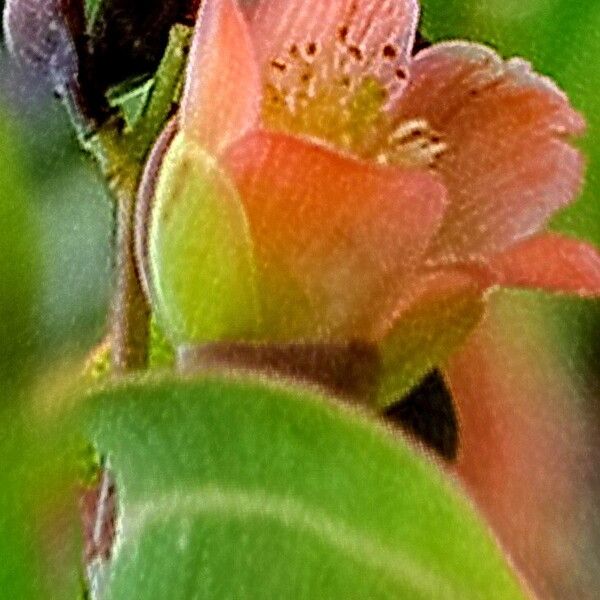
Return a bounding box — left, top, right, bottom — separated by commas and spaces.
3, 0, 80, 94
3, 0, 200, 120
140, 130, 260, 345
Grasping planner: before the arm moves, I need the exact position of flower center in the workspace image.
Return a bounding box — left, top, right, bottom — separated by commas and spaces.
262, 41, 389, 156
261, 42, 447, 169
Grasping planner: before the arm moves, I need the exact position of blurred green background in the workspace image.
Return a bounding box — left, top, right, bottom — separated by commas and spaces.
0, 49, 112, 392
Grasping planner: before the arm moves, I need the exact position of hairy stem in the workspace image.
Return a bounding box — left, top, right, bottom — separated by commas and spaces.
110, 172, 150, 372
84, 125, 151, 373
74, 25, 193, 373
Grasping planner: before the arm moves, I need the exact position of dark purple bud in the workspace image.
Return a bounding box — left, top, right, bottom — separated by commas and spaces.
3, 0, 201, 121
3, 0, 81, 95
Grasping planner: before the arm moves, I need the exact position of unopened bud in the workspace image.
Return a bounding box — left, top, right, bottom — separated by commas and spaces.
4, 0, 201, 121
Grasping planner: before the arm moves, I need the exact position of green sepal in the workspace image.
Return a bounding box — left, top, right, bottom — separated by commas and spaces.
376, 281, 484, 408
148, 132, 260, 344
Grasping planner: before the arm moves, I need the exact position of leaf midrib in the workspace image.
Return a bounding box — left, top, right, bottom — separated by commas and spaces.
117, 484, 465, 600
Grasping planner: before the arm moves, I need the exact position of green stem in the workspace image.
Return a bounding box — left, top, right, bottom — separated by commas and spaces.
110, 172, 150, 372
75, 24, 193, 372
85, 128, 150, 372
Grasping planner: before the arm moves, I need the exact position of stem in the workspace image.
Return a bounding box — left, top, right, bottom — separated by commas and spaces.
73, 25, 192, 373
110, 172, 150, 372
84, 126, 151, 373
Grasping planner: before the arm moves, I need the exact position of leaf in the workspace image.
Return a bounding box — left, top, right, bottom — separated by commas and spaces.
107, 76, 154, 131
0, 114, 40, 389
81, 375, 526, 599
148, 317, 175, 369
84, 23, 192, 174
128, 23, 193, 158
85, 0, 104, 31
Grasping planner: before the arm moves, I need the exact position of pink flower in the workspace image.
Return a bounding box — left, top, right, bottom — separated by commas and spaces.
142, 0, 600, 402
139, 1, 600, 594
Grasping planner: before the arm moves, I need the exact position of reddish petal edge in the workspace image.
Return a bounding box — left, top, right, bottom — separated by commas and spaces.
490, 232, 600, 298
397, 41, 586, 263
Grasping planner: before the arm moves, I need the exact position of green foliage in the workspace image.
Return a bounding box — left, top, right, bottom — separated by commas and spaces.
148, 318, 176, 369
126, 23, 193, 160
81, 376, 526, 599
107, 76, 155, 132
2, 3, 600, 599
0, 115, 39, 387
85, 0, 104, 31
0, 403, 82, 599
82, 23, 193, 188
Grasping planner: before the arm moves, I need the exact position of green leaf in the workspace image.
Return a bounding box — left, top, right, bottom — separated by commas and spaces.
420, 0, 600, 246
85, 0, 104, 32
149, 133, 260, 344
82, 375, 526, 599
85, 24, 192, 185
127, 23, 193, 159
107, 76, 155, 132
148, 317, 175, 369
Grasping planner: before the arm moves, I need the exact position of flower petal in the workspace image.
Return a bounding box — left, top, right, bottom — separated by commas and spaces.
446, 290, 600, 598
223, 130, 447, 340
250, 0, 419, 152
491, 232, 600, 297
395, 42, 585, 262
181, 0, 260, 153
375, 268, 485, 407
250, 0, 418, 78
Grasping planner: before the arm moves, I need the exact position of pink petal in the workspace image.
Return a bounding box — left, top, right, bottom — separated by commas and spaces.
181, 0, 260, 154
249, 0, 419, 150
491, 232, 600, 297
395, 42, 585, 262
446, 291, 600, 597
223, 130, 446, 340
249, 0, 418, 81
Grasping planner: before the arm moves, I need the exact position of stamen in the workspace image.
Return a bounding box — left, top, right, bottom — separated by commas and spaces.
387, 118, 448, 168
389, 118, 430, 142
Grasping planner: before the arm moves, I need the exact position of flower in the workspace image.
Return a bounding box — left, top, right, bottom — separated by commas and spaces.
139, 0, 600, 407
137, 1, 600, 592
